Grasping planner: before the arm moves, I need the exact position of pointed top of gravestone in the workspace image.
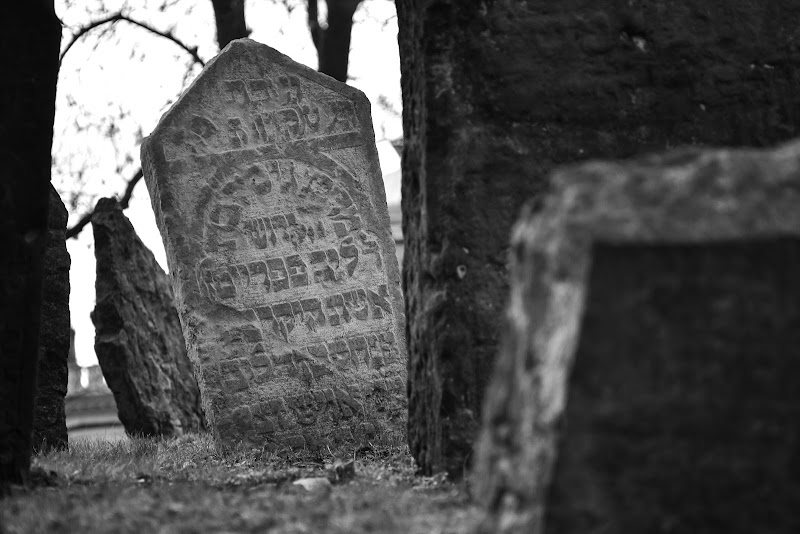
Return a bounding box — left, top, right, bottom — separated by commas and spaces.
141, 39, 406, 452
145, 38, 374, 163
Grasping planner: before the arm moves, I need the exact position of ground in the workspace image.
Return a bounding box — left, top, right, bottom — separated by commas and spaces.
0, 434, 479, 533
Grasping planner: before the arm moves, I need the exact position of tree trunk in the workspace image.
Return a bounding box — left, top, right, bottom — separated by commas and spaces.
309, 0, 361, 82
397, 0, 547, 478
0, 0, 61, 491
211, 0, 248, 49
397, 0, 800, 478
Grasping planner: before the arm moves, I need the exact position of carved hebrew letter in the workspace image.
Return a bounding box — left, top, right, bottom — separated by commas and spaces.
227, 264, 250, 291
220, 359, 250, 391
286, 254, 309, 287
326, 100, 358, 133
247, 260, 270, 290
278, 108, 304, 140
343, 289, 369, 321
222, 80, 249, 105
270, 214, 289, 243
278, 74, 303, 104
347, 336, 369, 366
339, 237, 359, 277
309, 249, 341, 284
245, 78, 279, 101
300, 298, 326, 330
197, 257, 217, 301
327, 340, 352, 370
189, 116, 219, 139
300, 105, 321, 133
324, 293, 350, 326
254, 305, 281, 341
208, 204, 242, 233
252, 113, 278, 145
367, 285, 392, 319
214, 268, 237, 300
228, 117, 249, 148
246, 164, 273, 195
266, 302, 292, 341
244, 218, 271, 249
306, 343, 331, 363
266, 258, 289, 292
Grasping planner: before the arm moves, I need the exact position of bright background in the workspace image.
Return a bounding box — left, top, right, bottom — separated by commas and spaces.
53, 0, 403, 366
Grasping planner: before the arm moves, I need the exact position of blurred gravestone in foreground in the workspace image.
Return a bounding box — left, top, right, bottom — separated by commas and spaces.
396, 0, 800, 477
141, 39, 406, 451
473, 141, 800, 533
91, 198, 205, 436
32, 186, 71, 453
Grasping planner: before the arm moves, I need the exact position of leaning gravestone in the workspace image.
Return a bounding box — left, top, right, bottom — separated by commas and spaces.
473, 141, 800, 533
92, 198, 205, 436
141, 39, 406, 451
32, 185, 71, 453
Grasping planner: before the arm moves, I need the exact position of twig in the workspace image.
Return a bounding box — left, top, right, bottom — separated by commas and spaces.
65, 168, 144, 240
60, 12, 205, 67
118, 168, 144, 210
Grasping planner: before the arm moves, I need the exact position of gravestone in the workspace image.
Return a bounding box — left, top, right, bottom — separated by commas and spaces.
473, 141, 800, 533
141, 39, 406, 451
67, 328, 81, 396
92, 198, 205, 436
396, 0, 800, 476
32, 186, 71, 453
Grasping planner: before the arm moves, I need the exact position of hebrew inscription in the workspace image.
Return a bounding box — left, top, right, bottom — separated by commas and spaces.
141, 39, 406, 450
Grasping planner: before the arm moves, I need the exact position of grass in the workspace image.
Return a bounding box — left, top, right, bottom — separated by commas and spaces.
0, 434, 480, 533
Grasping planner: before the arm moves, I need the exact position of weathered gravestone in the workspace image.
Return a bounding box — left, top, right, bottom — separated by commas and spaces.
473, 141, 800, 533
396, 0, 800, 476
92, 198, 205, 436
32, 186, 71, 453
141, 39, 406, 450
66, 328, 81, 396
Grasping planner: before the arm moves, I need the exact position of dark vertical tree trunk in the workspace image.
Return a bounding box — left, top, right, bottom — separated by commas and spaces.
398, 0, 546, 478
308, 0, 361, 82
211, 0, 248, 49
0, 0, 62, 491
397, 0, 800, 478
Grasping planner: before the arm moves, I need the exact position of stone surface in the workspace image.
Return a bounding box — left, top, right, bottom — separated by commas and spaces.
141, 39, 406, 451
473, 140, 800, 533
396, 0, 800, 476
91, 198, 205, 436
32, 186, 71, 453
67, 328, 81, 396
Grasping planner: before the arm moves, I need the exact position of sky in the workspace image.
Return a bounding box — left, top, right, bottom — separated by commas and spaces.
54, 0, 403, 366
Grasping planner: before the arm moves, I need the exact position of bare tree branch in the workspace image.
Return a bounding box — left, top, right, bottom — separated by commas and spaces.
60, 12, 205, 67
65, 168, 143, 239
61, 11, 206, 240
118, 168, 145, 210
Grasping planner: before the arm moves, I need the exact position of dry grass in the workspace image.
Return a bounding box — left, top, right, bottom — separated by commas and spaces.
0, 434, 480, 533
